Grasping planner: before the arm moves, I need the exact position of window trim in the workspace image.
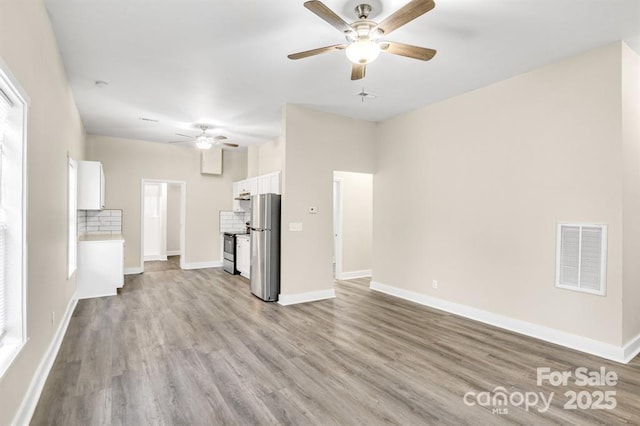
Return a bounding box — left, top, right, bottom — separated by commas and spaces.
0, 56, 29, 379
555, 223, 608, 297
68, 157, 77, 278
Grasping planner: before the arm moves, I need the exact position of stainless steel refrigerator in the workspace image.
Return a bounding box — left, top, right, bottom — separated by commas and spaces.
249, 193, 281, 301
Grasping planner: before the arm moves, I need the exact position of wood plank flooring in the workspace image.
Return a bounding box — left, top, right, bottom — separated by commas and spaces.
31, 267, 640, 425
143, 255, 181, 272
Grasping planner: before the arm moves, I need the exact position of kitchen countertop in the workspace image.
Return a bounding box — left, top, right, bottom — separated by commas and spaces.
79, 234, 125, 242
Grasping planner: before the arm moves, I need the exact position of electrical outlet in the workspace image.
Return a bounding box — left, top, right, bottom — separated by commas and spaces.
432, 280, 438, 289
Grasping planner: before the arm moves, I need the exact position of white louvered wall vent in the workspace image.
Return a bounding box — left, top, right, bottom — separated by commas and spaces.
555, 223, 607, 296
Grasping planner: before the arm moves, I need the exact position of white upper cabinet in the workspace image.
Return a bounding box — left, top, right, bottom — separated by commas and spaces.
257, 171, 281, 195
78, 161, 105, 210
233, 177, 257, 212
232, 181, 245, 212
232, 173, 280, 211
239, 177, 257, 195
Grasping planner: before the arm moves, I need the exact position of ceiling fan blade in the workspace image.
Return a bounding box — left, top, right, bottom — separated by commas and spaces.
175, 133, 194, 138
222, 142, 239, 148
288, 44, 346, 60
351, 63, 366, 80
304, 1, 353, 34
380, 42, 436, 61
376, 0, 435, 36
212, 135, 228, 141
168, 140, 192, 144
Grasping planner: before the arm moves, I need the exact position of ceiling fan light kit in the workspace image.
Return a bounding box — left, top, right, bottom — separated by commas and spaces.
168, 124, 239, 150
346, 39, 380, 64
345, 4, 382, 64
288, 0, 437, 80
195, 136, 213, 150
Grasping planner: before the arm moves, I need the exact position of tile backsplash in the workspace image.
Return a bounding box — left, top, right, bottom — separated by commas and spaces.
78, 209, 123, 236
219, 210, 250, 233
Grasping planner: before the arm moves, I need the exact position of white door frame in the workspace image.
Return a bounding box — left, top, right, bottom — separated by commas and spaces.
140, 179, 186, 272
333, 177, 343, 280
143, 182, 167, 262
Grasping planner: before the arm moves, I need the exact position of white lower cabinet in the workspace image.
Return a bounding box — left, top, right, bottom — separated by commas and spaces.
236, 235, 250, 279
77, 237, 124, 299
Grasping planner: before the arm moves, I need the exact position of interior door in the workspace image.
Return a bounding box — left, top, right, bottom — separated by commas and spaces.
143, 182, 167, 261
333, 179, 342, 279
165, 183, 182, 256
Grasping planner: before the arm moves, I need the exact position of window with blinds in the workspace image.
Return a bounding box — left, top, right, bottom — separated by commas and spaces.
0, 89, 9, 340
555, 223, 607, 296
0, 62, 27, 377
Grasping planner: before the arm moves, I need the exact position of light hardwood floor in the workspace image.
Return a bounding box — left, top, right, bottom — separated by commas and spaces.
143, 255, 181, 272
32, 267, 640, 425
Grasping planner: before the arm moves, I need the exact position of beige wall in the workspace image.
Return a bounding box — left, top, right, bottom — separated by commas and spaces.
247, 145, 259, 178
373, 43, 625, 345
334, 171, 373, 274
0, 0, 86, 423
622, 42, 640, 344
87, 135, 246, 268
247, 135, 285, 178
166, 183, 181, 254
281, 105, 375, 296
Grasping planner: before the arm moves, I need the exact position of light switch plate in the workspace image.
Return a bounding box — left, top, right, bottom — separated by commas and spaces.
289, 222, 303, 232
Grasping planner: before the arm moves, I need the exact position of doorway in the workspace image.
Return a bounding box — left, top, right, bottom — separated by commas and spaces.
333, 177, 343, 279
332, 171, 373, 280
143, 182, 167, 261
140, 179, 186, 272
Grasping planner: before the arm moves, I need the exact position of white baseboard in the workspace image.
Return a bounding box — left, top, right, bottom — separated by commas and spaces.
124, 266, 143, 275
370, 281, 628, 364
182, 260, 223, 270
338, 269, 372, 280
278, 288, 336, 306
127, 260, 223, 273
12, 295, 78, 426
166, 250, 181, 256
623, 332, 640, 363
76, 291, 117, 300
144, 255, 167, 262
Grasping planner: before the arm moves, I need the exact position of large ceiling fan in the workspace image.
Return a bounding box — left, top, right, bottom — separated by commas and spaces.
288, 0, 437, 80
169, 125, 239, 150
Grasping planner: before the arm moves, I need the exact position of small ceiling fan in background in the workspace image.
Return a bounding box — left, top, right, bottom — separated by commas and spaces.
288, 0, 437, 80
169, 125, 239, 150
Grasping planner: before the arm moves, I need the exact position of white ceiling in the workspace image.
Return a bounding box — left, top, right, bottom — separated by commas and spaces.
44, 0, 640, 147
